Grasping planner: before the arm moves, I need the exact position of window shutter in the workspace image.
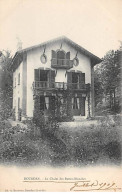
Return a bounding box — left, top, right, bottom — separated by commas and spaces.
52, 50, 57, 58
34, 69, 40, 81
79, 73, 85, 89
67, 72, 72, 89
67, 72, 72, 83
66, 52, 70, 59
49, 70, 55, 88
81, 73, 85, 83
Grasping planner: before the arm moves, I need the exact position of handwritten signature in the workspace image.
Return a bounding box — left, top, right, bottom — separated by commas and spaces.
23, 180, 121, 192
70, 180, 121, 192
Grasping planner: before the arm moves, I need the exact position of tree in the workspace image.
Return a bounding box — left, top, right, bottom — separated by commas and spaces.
94, 47, 121, 114
94, 64, 104, 107
0, 50, 13, 120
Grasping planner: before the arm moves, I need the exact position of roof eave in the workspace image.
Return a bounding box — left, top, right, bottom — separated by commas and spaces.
11, 36, 102, 70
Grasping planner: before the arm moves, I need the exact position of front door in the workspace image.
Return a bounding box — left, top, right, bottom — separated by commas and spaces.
81, 97, 85, 116
72, 97, 81, 116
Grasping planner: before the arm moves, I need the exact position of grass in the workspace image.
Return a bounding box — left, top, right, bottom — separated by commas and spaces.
56, 115, 121, 166
0, 115, 121, 166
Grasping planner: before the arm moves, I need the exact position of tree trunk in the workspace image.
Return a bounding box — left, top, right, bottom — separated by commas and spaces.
110, 91, 113, 108
113, 88, 116, 107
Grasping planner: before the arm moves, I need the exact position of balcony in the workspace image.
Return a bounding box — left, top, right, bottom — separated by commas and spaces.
68, 83, 86, 90
51, 58, 73, 69
33, 81, 50, 89
32, 81, 87, 91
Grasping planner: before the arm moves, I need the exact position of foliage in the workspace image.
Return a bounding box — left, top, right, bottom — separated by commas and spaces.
0, 51, 13, 120
0, 115, 121, 166
33, 109, 59, 136
94, 47, 121, 115
56, 115, 121, 165
0, 120, 53, 165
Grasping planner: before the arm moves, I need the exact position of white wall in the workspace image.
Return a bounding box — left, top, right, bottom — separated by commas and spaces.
26, 40, 91, 117
13, 62, 23, 119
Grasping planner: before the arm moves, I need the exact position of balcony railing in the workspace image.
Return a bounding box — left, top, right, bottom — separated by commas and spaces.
68, 83, 86, 90
33, 81, 50, 88
51, 58, 73, 69
33, 81, 86, 90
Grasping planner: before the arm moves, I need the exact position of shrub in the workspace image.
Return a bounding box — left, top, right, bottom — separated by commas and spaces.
33, 109, 59, 136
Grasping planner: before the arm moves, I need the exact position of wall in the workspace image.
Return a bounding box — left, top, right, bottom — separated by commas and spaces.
26, 40, 91, 117
13, 61, 23, 120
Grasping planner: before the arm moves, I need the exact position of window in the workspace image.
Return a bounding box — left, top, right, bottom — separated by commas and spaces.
14, 77, 16, 87
34, 69, 49, 81
18, 97, 21, 121
18, 97, 20, 109
18, 73, 20, 85
72, 97, 80, 109
72, 73, 80, 89
40, 70, 48, 81
51, 50, 71, 66
45, 97, 49, 110
57, 50, 65, 59
40, 96, 49, 111
72, 73, 79, 83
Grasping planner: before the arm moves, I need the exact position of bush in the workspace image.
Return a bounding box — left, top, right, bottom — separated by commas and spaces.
55, 116, 121, 165
33, 109, 59, 136
0, 120, 53, 165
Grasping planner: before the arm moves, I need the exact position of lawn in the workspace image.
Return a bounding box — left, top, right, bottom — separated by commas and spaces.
0, 115, 121, 167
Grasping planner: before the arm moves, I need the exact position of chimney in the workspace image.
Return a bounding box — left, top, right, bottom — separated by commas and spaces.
16, 37, 22, 51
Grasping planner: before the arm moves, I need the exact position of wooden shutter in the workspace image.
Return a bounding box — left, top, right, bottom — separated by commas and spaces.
79, 73, 85, 89
67, 72, 72, 83
67, 72, 72, 89
82, 73, 85, 83
49, 70, 55, 88
66, 52, 70, 59
52, 50, 57, 58
34, 69, 40, 81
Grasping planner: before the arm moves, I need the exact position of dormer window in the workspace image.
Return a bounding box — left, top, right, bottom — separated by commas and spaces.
51, 50, 73, 69
57, 50, 65, 59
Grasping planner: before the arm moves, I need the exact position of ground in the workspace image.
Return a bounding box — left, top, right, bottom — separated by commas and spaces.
0, 114, 121, 167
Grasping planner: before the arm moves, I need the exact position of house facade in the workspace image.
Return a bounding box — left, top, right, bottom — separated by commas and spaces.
11, 36, 101, 121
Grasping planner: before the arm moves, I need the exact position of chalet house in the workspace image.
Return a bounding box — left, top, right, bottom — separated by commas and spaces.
11, 36, 101, 121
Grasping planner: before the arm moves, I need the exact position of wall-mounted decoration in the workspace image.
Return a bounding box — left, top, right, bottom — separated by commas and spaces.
73, 51, 79, 66
40, 54, 47, 64
40, 45, 47, 64
73, 57, 79, 66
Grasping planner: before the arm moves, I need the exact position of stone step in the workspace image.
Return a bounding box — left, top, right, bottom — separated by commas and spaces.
73, 116, 86, 121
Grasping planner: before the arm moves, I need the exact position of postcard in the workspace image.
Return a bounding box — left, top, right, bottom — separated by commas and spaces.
0, 0, 121, 192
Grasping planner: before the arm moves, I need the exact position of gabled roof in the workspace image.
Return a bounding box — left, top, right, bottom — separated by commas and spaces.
11, 36, 102, 70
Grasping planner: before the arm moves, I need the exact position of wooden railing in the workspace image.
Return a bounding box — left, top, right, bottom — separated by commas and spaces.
33, 81, 49, 88
68, 83, 86, 90
33, 81, 86, 90
51, 58, 73, 69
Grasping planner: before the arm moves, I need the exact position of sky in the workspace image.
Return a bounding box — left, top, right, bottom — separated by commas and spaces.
0, 0, 122, 58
